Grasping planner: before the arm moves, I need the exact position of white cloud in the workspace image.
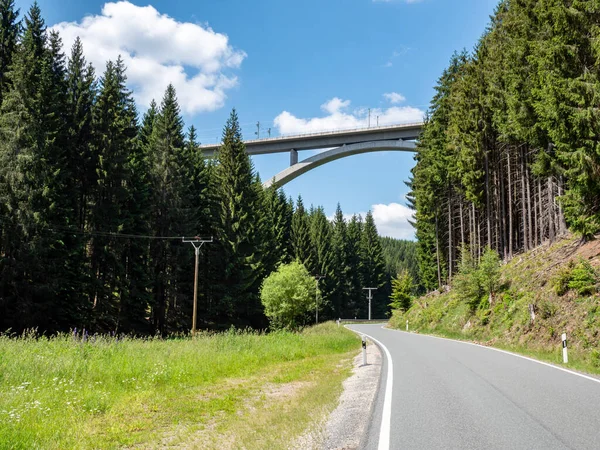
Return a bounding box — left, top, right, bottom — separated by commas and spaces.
383, 92, 406, 104
52, 1, 246, 114
329, 202, 415, 240
274, 97, 424, 135
372, 203, 415, 240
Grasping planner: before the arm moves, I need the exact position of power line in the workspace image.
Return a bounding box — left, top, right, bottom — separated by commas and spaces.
0, 214, 197, 241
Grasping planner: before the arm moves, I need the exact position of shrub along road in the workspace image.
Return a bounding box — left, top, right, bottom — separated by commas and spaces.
349, 324, 600, 450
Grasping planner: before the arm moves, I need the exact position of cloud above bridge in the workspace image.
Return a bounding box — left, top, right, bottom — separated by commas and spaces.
52, 1, 246, 115
384, 92, 406, 104
274, 96, 424, 135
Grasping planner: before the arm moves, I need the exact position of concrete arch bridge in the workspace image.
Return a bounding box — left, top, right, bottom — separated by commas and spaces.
199, 122, 423, 188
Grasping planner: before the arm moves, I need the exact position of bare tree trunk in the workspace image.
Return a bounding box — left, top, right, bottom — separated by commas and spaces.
558, 176, 567, 233
485, 149, 492, 249
533, 177, 538, 246
526, 151, 533, 249
460, 197, 465, 248
500, 149, 507, 259
493, 168, 500, 252
448, 191, 453, 282
470, 202, 476, 257
538, 179, 543, 244
435, 213, 442, 289
507, 149, 513, 258
548, 176, 555, 242
521, 147, 529, 251
477, 214, 482, 262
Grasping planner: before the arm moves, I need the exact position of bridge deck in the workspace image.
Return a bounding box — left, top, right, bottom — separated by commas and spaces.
199, 122, 423, 156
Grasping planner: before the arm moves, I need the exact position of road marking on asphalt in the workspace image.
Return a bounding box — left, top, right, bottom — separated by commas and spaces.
346, 326, 393, 450
386, 327, 600, 386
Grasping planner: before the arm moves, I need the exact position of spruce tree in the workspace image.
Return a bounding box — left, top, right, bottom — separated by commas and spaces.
309, 207, 335, 320
148, 84, 191, 334
360, 212, 387, 318
345, 215, 364, 318
89, 57, 138, 332
0, 0, 19, 105
291, 195, 313, 271
214, 109, 264, 327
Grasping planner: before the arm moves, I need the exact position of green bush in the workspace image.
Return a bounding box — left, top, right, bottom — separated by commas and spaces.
591, 349, 600, 368
260, 261, 316, 330
552, 261, 574, 296
568, 259, 598, 296
539, 300, 558, 319
453, 246, 501, 312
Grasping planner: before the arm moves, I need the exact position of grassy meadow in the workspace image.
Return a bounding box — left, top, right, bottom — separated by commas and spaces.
0, 323, 358, 449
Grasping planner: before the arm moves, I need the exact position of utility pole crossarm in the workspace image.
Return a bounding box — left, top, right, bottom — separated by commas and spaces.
183, 236, 214, 335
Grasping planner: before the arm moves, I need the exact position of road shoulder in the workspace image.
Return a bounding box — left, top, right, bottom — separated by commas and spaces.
291, 342, 382, 449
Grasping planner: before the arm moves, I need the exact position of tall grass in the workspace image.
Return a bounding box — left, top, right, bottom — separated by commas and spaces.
0, 323, 357, 449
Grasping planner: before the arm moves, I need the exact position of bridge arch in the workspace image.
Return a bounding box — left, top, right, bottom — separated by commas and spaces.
263, 139, 417, 188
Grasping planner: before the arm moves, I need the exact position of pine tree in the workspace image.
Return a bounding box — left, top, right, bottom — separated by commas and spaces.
360, 212, 387, 318
309, 206, 335, 320
389, 270, 414, 311
291, 195, 313, 271
331, 203, 351, 318
214, 109, 264, 327
89, 57, 138, 332
147, 84, 191, 334
345, 215, 364, 318
0, 0, 19, 105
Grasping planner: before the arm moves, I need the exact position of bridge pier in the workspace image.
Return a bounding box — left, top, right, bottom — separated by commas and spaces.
290, 149, 298, 166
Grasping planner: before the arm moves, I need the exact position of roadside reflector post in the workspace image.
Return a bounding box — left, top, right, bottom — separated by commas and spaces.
406, 320, 409, 332
562, 333, 568, 364
337, 318, 341, 327
362, 335, 367, 366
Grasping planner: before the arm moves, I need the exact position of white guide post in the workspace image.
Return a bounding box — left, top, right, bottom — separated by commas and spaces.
562, 333, 568, 364
406, 320, 409, 332
362, 335, 367, 366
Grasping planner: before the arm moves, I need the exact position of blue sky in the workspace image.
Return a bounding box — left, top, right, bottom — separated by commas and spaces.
17, 0, 499, 239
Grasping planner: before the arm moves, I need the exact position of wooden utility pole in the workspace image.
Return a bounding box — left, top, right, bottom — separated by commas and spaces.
183, 237, 213, 335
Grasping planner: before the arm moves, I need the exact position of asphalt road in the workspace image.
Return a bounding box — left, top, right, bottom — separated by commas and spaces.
348, 324, 600, 450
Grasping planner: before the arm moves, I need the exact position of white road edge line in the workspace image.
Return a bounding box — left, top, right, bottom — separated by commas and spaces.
346, 326, 393, 450
383, 326, 600, 385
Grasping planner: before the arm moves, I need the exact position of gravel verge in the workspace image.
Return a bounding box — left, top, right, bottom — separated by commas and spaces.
291, 342, 382, 449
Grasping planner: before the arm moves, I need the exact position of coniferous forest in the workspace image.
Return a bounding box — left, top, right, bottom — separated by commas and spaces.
0, 2, 417, 335
411, 0, 600, 291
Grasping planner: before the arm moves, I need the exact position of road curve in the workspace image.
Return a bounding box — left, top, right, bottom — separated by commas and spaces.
348, 324, 600, 450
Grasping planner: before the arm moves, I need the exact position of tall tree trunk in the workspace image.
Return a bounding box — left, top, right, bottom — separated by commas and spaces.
558, 176, 567, 233
485, 149, 492, 249
435, 212, 442, 289
499, 149, 507, 259
521, 147, 528, 251
525, 150, 533, 249
460, 197, 465, 248
548, 176, 555, 242
470, 202, 475, 257
507, 149, 513, 259
538, 179, 543, 244
448, 191, 453, 282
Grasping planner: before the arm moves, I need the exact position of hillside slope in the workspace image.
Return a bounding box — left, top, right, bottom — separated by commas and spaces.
390, 235, 600, 374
